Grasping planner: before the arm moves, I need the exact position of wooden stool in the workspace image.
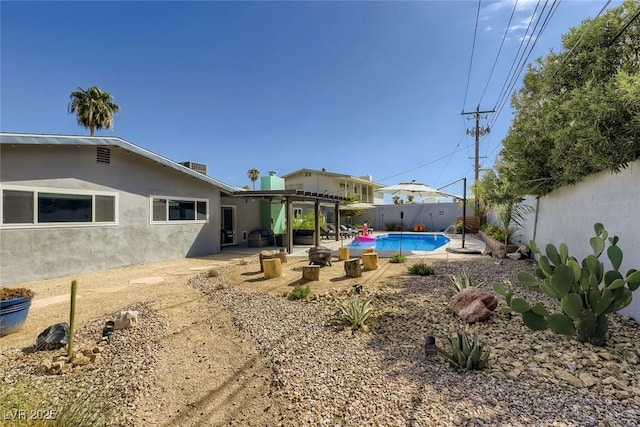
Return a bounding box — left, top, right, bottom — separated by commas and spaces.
302, 265, 320, 281
338, 247, 350, 261
363, 248, 376, 254
260, 250, 287, 272
362, 252, 379, 270
344, 258, 362, 278
263, 258, 282, 279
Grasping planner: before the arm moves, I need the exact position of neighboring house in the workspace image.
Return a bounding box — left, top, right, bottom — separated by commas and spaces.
282, 168, 385, 204
0, 132, 240, 285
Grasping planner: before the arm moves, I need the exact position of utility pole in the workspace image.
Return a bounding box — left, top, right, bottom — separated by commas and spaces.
461, 105, 494, 187
462, 105, 494, 216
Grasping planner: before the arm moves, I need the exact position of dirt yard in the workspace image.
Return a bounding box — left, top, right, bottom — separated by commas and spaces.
0, 252, 415, 426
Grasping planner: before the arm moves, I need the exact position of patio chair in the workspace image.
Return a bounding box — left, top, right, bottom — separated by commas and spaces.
328, 224, 350, 238
340, 225, 358, 237
320, 225, 335, 239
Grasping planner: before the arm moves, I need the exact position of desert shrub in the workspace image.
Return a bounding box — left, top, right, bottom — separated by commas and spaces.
442, 330, 490, 371
287, 284, 310, 300
340, 296, 374, 329
450, 269, 472, 294
207, 269, 219, 278
390, 253, 407, 263
481, 223, 508, 243
0, 384, 110, 426
408, 262, 435, 276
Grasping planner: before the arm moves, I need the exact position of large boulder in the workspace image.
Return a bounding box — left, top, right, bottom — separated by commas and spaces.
450, 288, 498, 323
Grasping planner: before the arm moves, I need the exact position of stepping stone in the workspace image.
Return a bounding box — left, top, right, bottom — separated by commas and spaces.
128, 276, 164, 284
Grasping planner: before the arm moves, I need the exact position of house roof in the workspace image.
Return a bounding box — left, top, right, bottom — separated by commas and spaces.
0, 132, 239, 194
281, 168, 385, 188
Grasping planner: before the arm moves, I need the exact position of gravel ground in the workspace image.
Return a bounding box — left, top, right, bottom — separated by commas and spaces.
193, 257, 640, 427
2, 256, 639, 426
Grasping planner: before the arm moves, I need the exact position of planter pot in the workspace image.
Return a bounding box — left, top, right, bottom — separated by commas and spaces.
478, 230, 518, 254
293, 230, 315, 245
1, 294, 34, 337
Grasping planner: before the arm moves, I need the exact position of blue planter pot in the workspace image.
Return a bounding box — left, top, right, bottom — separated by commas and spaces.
0, 294, 33, 337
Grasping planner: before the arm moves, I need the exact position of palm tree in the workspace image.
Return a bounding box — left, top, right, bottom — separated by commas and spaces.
68, 87, 120, 136
247, 168, 260, 190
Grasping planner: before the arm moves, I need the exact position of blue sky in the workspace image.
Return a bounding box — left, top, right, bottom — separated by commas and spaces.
1, 0, 622, 195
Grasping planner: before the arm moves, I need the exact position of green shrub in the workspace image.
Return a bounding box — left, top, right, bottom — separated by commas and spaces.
450, 269, 472, 294
442, 331, 490, 371
481, 223, 508, 243
340, 296, 374, 329
287, 284, 310, 300
494, 223, 640, 346
390, 253, 407, 263
408, 262, 435, 276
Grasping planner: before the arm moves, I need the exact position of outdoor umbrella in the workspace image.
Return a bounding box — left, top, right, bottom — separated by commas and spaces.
377, 180, 448, 199
338, 202, 376, 211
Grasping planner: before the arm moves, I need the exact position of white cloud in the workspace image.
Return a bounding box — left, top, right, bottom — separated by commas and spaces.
485, 26, 493, 32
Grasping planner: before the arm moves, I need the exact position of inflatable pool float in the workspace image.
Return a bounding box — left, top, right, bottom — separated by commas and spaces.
355, 235, 376, 242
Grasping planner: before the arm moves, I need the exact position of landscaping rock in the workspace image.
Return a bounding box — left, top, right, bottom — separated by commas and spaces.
36, 322, 69, 351
450, 288, 498, 322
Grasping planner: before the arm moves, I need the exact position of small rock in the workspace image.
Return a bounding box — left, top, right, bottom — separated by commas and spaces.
578, 372, 598, 388
554, 370, 585, 388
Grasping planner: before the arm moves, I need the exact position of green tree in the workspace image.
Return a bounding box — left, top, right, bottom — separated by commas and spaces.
68, 86, 120, 136
477, 167, 533, 245
247, 168, 260, 190
499, 0, 640, 196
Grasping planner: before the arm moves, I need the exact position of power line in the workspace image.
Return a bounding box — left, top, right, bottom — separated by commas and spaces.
491, 0, 545, 117
462, 0, 482, 112
609, 5, 640, 46
479, 0, 520, 105
378, 140, 474, 183
487, 0, 561, 132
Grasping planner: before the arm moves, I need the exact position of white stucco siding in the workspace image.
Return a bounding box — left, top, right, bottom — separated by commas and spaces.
522, 161, 640, 321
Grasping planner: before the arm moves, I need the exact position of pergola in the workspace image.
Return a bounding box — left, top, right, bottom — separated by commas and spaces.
231, 189, 349, 253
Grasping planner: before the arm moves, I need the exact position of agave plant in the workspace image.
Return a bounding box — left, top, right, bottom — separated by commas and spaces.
442, 331, 490, 370
340, 296, 374, 329
450, 269, 472, 294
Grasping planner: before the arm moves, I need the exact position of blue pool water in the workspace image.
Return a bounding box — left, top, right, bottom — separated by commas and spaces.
347, 233, 450, 252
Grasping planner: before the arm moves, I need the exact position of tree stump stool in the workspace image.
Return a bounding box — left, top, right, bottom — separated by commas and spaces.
338, 247, 350, 261
263, 258, 282, 279
362, 253, 379, 270
344, 258, 362, 278
302, 265, 320, 281
363, 248, 376, 254
260, 250, 287, 272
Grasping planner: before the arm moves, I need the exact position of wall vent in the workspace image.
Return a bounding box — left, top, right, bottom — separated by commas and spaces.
179, 161, 207, 175
97, 146, 111, 164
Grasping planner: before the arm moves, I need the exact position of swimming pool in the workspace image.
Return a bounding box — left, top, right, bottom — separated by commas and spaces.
347, 233, 450, 253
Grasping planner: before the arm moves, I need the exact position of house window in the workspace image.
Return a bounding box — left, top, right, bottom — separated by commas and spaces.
1, 187, 118, 227
151, 196, 208, 223
293, 208, 303, 218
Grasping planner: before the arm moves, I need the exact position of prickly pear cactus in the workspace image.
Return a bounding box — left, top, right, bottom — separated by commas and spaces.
494, 223, 640, 346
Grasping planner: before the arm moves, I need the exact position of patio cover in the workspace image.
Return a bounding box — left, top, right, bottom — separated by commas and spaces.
232, 189, 349, 253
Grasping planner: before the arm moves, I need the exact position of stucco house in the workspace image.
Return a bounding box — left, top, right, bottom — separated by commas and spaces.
282, 168, 385, 205
0, 132, 241, 285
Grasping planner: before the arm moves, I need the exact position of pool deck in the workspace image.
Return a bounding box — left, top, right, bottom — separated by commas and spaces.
221, 231, 485, 260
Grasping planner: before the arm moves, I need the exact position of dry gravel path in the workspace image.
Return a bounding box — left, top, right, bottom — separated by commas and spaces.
1, 255, 639, 426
